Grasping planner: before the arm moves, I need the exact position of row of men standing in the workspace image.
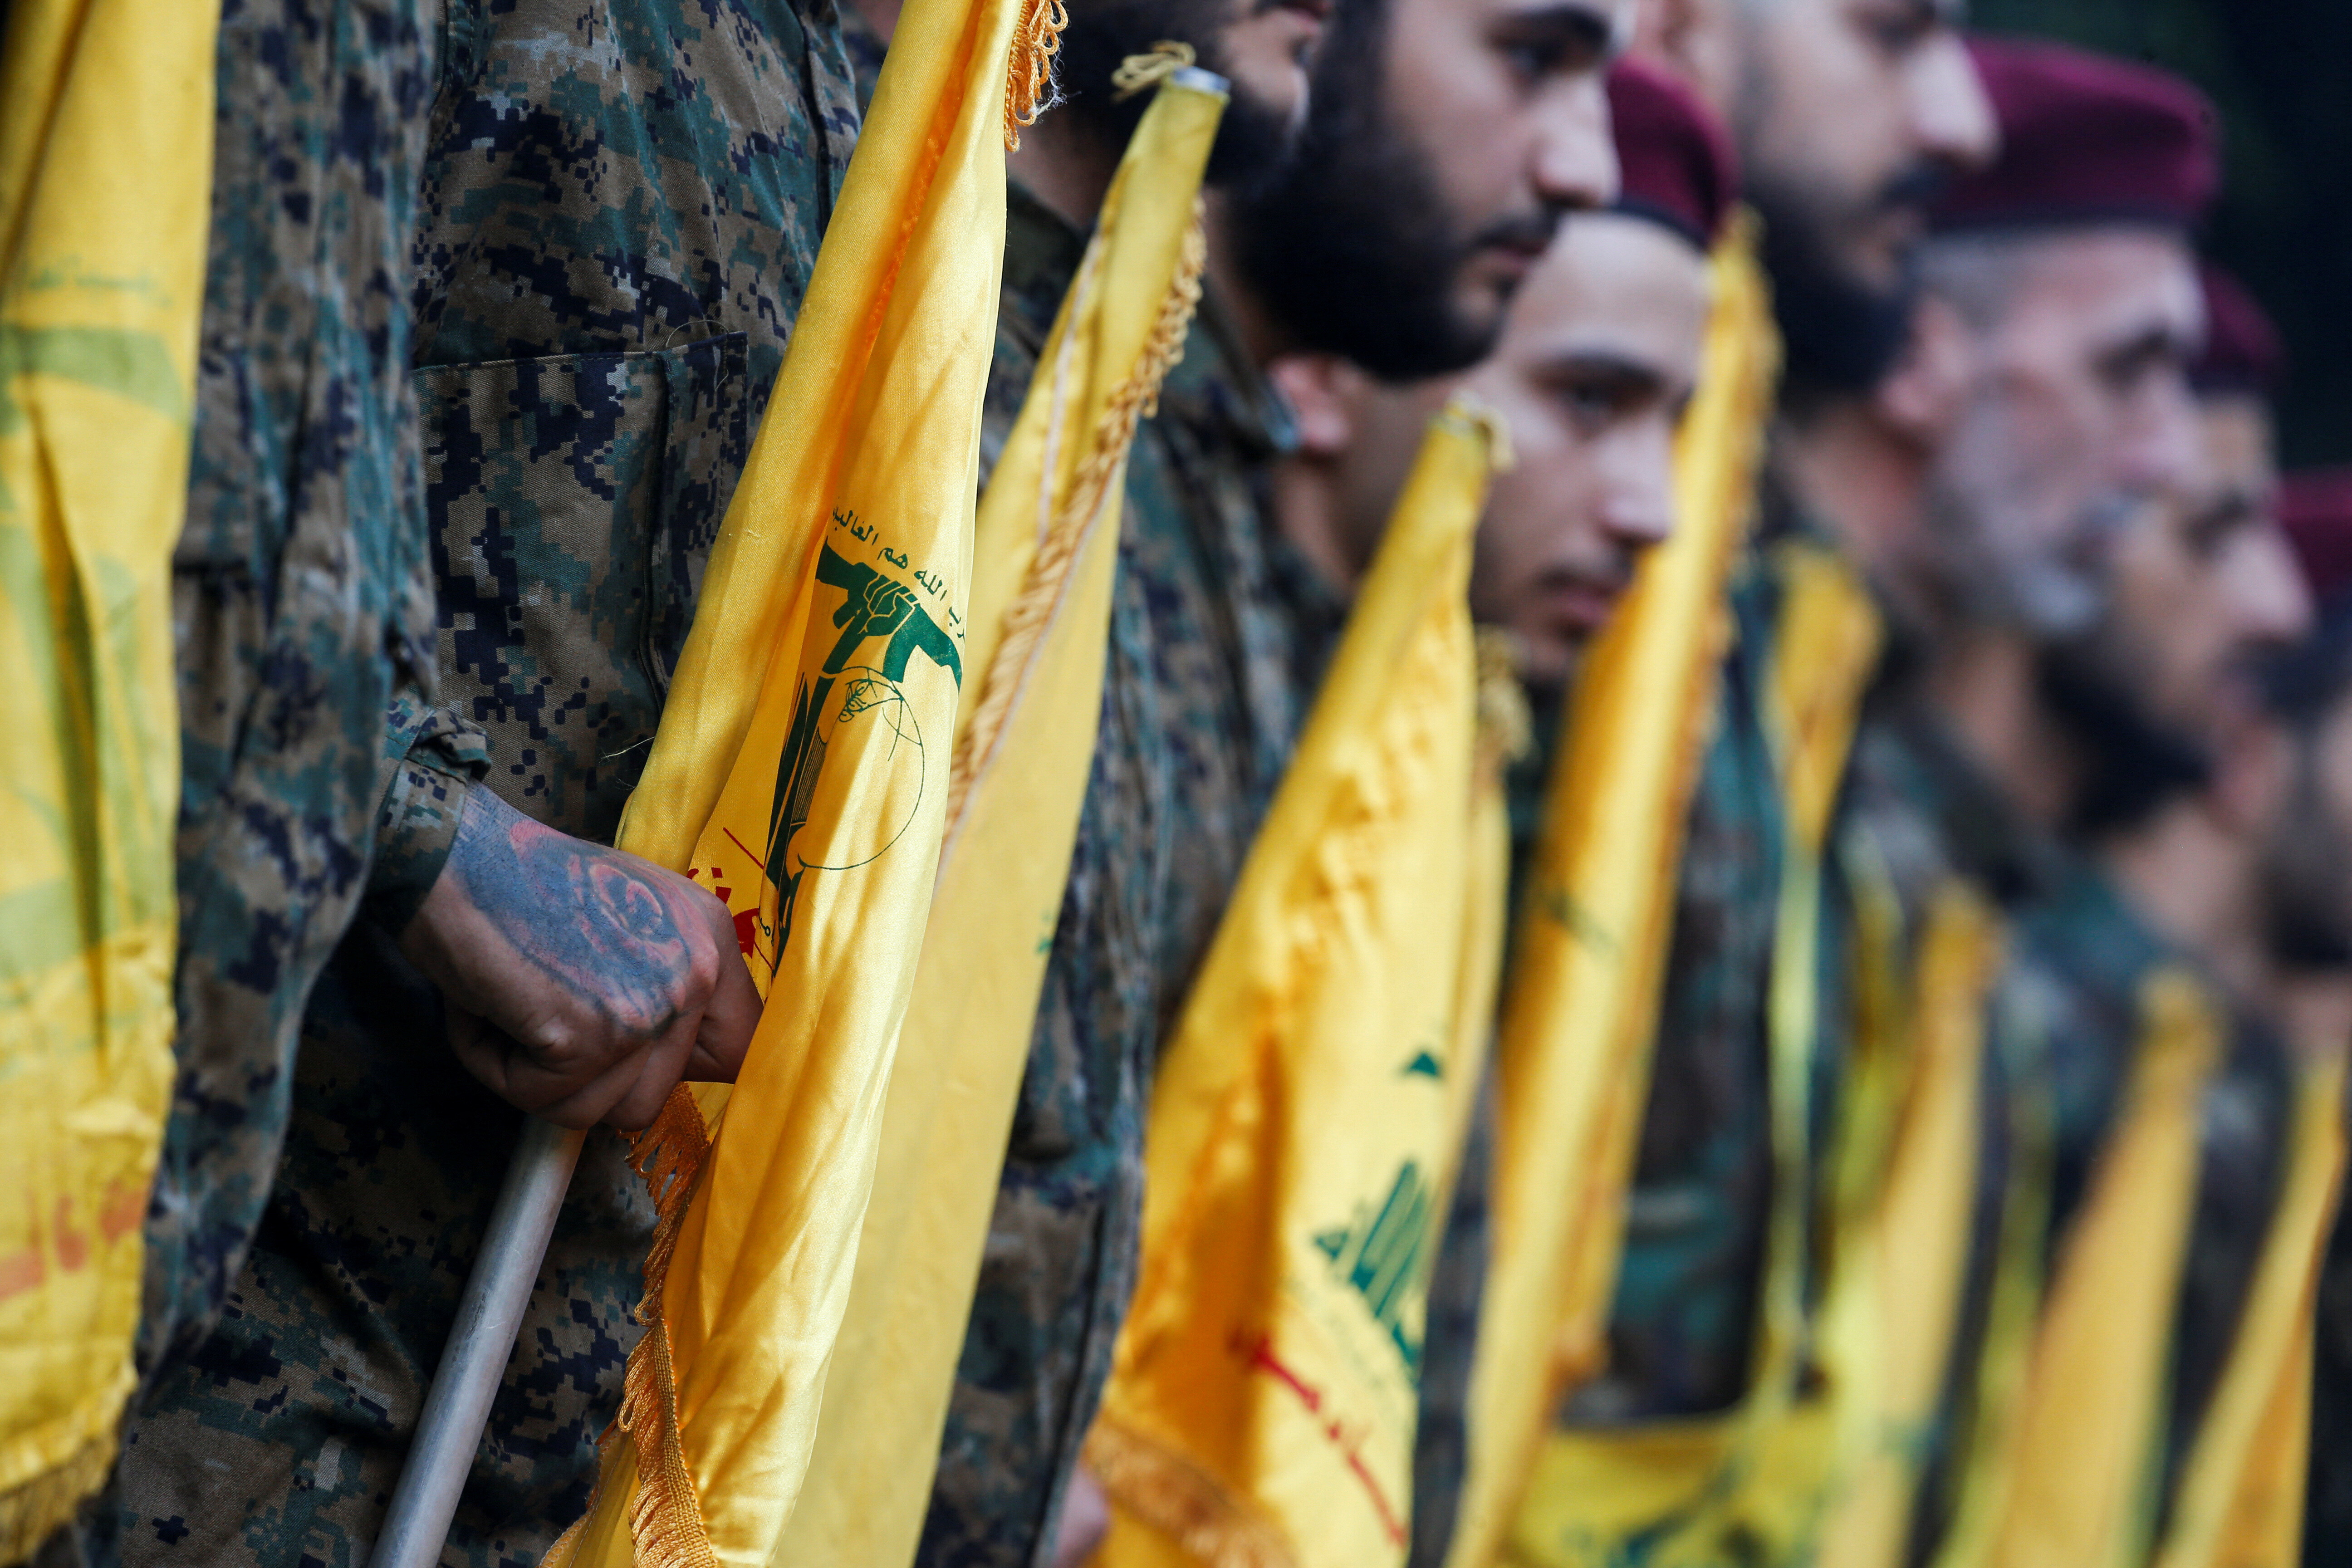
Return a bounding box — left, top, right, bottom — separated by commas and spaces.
32, 0, 2352, 1565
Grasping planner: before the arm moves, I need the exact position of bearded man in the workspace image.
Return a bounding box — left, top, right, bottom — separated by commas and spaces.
908, 0, 1632, 1560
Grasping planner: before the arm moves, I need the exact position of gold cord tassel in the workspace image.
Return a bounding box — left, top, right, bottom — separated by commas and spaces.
544, 1088, 720, 1568
1112, 41, 1198, 100
1004, 0, 1069, 148
942, 203, 1207, 830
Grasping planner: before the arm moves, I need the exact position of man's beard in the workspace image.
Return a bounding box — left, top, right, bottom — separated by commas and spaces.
1052, 0, 1301, 188
1916, 388, 2137, 645
1747, 163, 1947, 412
1225, 5, 1548, 379
2263, 760, 2352, 971
2037, 633, 2214, 839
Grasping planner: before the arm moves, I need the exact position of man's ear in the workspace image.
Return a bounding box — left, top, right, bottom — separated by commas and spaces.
1877, 295, 1973, 447
1269, 353, 1367, 460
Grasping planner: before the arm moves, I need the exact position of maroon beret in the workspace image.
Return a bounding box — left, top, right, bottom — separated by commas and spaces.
1933, 36, 2219, 235
2282, 469, 2352, 607
2192, 263, 2284, 397
1607, 57, 1738, 250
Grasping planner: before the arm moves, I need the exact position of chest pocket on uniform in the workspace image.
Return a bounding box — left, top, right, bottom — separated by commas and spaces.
417, 332, 749, 844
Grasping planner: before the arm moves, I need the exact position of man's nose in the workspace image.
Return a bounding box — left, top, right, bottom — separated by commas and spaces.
2229, 522, 2318, 649
2120, 372, 2204, 498
1598, 423, 1676, 552
1910, 34, 1999, 176
1531, 70, 1619, 214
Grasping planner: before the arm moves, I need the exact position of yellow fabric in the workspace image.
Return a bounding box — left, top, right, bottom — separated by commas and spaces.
1815, 883, 2002, 1568
1439, 631, 1529, 1203
0, 4, 215, 1557
2152, 1043, 2347, 1568
1500, 535, 1889, 1568
1086, 402, 1505, 1568
1955, 970, 2222, 1568
1445, 220, 1777, 1568
769, 74, 1225, 1568
545, 0, 1028, 1558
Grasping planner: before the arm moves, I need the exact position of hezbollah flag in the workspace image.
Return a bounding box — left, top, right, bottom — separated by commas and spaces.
0, 1, 216, 1554
1442, 218, 1777, 1568
2151, 1040, 2347, 1568
1931, 970, 2221, 1568
769, 64, 1226, 1568
540, 0, 1040, 1555
1086, 399, 1507, 1568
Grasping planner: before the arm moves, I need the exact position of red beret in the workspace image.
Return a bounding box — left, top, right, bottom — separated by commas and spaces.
2282, 469, 2352, 607
1607, 57, 1738, 250
2192, 263, 2283, 398
1933, 37, 2219, 235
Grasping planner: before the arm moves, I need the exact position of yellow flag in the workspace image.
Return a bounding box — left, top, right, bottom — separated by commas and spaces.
769, 69, 1225, 1568
542, 0, 1038, 1556
1814, 882, 2002, 1568
1085, 401, 1504, 1568
1503, 530, 1890, 1568
2151, 1043, 2347, 1568
1445, 220, 1777, 1568
0, 2, 216, 1554
1939, 970, 2221, 1568
1443, 630, 1533, 1200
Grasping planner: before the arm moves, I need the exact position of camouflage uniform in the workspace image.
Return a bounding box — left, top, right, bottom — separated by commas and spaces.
2307, 1205, 2352, 1566
1564, 539, 1825, 1426
146, 0, 452, 1403
915, 179, 1341, 1565
117, 5, 859, 1565
44, 6, 459, 1567
1679, 495, 2292, 1552
1999, 861, 2293, 1530
1852, 616, 2294, 1551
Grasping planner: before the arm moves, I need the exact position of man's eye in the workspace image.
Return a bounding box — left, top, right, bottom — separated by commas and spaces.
1503, 39, 1566, 82
1555, 382, 1620, 427
1861, 6, 1935, 56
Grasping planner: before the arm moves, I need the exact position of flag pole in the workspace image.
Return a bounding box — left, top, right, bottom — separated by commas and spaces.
369, 1118, 587, 1568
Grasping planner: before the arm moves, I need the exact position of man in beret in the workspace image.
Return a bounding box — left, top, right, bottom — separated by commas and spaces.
1854, 55, 2310, 1550
2274, 483, 2352, 1566
1247, 58, 1731, 1566
1545, 0, 1996, 1461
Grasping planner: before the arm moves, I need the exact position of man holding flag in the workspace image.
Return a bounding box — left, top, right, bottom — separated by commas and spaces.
1230, 59, 1735, 1558
904, 3, 1323, 1559
926, 0, 1632, 1562
119, 6, 865, 1565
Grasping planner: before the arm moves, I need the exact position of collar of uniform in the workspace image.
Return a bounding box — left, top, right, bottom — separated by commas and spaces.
1152, 280, 1299, 461
1876, 700, 2077, 911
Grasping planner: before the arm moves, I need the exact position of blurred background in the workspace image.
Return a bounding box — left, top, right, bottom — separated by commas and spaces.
1974, 0, 2352, 468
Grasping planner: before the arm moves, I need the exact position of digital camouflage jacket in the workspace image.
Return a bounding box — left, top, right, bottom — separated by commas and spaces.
118, 4, 860, 1565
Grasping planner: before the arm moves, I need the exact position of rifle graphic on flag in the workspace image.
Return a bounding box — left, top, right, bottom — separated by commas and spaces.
774, 65, 1228, 1567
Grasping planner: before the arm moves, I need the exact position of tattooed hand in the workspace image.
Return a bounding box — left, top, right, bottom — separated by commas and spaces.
399, 788, 761, 1130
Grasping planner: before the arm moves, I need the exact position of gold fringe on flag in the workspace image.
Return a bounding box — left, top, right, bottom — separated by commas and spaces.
1004, 0, 1068, 147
